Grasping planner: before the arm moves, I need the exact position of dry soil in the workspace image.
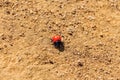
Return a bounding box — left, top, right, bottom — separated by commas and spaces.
0, 0, 120, 80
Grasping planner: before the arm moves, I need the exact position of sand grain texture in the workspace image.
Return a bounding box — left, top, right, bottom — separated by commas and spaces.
0, 0, 120, 80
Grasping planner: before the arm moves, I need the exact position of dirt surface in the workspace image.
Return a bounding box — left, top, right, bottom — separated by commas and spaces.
0, 0, 120, 80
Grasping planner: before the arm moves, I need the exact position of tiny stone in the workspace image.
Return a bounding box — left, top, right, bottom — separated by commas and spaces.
49, 60, 54, 64
78, 62, 83, 67
87, 16, 95, 20
100, 35, 103, 38
6, 11, 10, 14
0, 48, 3, 50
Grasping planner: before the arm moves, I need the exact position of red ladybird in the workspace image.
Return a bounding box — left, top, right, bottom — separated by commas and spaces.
51, 35, 64, 51
52, 35, 61, 43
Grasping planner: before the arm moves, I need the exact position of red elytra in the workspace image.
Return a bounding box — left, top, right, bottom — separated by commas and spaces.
52, 36, 61, 43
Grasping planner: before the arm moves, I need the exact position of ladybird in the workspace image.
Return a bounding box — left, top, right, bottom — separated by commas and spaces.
52, 35, 61, 43
51, 35, 64, 52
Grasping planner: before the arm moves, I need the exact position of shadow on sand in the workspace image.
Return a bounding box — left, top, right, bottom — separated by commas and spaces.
54, 42, 65, 52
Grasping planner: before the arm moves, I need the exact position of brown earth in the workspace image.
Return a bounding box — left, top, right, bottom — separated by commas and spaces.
0, 0, 120, 80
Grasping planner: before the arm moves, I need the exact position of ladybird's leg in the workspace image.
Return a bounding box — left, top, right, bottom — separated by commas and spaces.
50, 39, 54, 45
50, 38, 52, 42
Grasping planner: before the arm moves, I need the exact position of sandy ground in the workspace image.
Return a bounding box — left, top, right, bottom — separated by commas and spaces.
0, 0, 120, 80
